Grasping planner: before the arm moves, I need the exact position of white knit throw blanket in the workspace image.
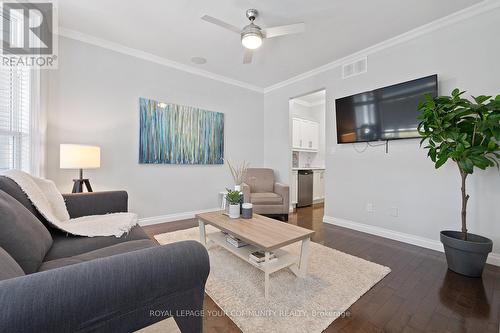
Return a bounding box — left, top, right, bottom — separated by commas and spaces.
2, 170, 138, 238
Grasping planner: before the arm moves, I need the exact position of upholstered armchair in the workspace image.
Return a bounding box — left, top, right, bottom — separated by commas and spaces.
241, 168, 289, 221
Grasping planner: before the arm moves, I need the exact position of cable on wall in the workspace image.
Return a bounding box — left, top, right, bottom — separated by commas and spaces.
352, 142, 369, 153
353, 140, 390, 153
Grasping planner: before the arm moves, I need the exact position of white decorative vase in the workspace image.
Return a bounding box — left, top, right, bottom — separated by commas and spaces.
228, 204, 240, 219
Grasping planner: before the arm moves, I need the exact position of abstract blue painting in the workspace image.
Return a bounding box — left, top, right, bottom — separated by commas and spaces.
139, 97, 224, 164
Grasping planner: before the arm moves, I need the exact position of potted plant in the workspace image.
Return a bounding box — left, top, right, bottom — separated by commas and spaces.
225, 189, 242, 219
418, 89, 499, 277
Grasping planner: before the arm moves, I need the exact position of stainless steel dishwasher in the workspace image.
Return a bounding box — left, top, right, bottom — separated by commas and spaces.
297, 170, 313, 207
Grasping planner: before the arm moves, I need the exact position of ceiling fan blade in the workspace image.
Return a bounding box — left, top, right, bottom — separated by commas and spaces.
243, 49, 253, 64
201, 15, 241, 34
264, 23, 305, 38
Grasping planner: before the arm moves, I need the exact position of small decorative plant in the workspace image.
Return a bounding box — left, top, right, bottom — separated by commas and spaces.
225, 188, 243, 205
417, 89, 500, 240
226, 160, 250, 185
225, 188, 242, 219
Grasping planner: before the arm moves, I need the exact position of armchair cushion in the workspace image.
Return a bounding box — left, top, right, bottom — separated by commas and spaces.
0, 190, 52, 274
274, 182, 290, 209
250, 192, 283, 205
244, 168, 274, 193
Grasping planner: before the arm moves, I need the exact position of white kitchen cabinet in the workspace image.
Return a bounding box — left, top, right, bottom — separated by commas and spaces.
291, 170, 298, 204
292, 118, 319, 151
301, 120, 313, 149
292, 118, 302, 149
308, 121, 319, 150
313, 170, 325, 201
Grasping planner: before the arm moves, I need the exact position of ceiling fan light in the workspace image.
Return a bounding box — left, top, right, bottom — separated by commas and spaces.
241, 33, 262, 49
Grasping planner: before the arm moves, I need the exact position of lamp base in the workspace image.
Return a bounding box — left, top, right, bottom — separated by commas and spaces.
72, 178, 93, 193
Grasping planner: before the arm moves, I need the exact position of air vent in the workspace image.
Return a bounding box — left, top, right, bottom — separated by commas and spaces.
342, 57, 367, 79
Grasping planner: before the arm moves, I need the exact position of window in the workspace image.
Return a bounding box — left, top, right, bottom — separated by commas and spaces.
0, 67, 31, 172
0, 5, 42, 175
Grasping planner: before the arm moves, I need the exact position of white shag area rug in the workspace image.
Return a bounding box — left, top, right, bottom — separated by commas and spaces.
135, 318, 180, 333
152, 226, 391, 333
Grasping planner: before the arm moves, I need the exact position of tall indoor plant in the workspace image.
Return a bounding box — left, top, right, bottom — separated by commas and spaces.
418, 89, 499, 277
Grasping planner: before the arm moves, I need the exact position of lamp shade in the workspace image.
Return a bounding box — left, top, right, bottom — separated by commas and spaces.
60, 144, 100, 169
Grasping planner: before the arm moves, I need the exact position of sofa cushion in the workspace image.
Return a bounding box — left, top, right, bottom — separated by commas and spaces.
244, 168, 275, 193
38, 239, 156, 271
0, 176, 49, 226
250, 192, 283, 205
0, 247, 25, 281
44, 225, 151, 261
0, 190, 53, 273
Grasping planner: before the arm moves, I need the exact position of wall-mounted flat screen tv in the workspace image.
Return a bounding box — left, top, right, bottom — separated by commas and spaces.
335, 74, 438, 144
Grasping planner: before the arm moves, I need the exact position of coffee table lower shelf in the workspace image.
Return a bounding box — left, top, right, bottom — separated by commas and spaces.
207, 231, 297, 274
196, 213, 313, 299
203, 231, 310, 299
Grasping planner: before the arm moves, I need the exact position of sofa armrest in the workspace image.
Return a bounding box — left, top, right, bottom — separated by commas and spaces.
63, 191, 128, 218
0, 240, 210, 333
241, 183, 251, 203
274, 183, 290, 213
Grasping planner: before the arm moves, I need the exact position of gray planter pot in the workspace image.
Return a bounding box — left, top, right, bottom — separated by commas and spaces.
440, 231, 493, 277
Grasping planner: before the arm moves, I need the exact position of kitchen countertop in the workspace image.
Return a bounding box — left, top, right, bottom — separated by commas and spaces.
291, 167, 326, 171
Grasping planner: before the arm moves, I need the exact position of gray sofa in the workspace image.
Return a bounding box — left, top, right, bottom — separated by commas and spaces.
0, 176, 209, 333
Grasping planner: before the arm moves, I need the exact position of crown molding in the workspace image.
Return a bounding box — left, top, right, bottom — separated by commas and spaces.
57, 1, 500, 95
263, 0, 500, 93
58, 28, 264, 93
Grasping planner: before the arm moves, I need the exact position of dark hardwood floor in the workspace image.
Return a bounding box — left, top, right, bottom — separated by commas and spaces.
143, 204, 500, 333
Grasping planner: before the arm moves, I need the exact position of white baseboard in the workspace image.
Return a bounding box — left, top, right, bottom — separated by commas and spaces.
323, 216, 500, 267
138, 207, 220, 226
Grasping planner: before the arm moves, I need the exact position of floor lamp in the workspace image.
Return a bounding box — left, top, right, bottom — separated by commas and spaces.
60, 144, 101, 193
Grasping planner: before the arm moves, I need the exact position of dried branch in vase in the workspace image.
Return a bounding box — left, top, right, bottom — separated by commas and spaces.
226, 160, 250, 185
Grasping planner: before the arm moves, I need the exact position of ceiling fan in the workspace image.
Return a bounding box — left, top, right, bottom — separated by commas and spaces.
201, 9, 305, 64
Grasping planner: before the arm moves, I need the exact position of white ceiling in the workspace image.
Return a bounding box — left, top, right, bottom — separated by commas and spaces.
57, 0, 483, 88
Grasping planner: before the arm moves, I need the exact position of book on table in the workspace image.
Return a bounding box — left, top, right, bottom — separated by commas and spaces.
249, 250, 277, 263
248, 255, 278, 267
225, 233, 248, 248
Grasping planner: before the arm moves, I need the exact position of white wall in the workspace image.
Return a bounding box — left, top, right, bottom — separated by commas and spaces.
264, 8, 500, 256
46, 37, 264, 218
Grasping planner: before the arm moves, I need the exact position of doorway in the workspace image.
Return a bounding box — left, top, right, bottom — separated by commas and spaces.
288, 90, 326, 211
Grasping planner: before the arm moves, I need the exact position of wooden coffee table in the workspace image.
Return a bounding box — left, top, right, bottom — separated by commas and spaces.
196, 211, 315, 299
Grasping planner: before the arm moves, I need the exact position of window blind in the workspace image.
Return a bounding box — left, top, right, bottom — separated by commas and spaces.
0, 67, 31, 172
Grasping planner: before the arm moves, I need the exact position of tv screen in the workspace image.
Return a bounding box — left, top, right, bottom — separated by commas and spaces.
335, 74, 437, 143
